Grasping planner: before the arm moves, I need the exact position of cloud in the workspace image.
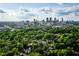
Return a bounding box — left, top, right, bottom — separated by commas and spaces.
65, 5, 79, 12
37, 7, 53, 14
19, 8, 30, 13
0, 4, 79, 21
57, 3, 64, 5
33, 7, 70, 16
0, 9, 6, 13
0, 8, 39, 21
61, 12, 79, 21
18, 12, 39, 20
59, 5, 79, 21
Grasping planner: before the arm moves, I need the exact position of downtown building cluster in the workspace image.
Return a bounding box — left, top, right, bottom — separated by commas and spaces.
0, 17, 74, 31
25, 17, 73, 27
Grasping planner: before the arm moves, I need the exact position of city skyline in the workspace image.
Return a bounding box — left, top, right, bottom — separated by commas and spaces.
0, 3, 79, 21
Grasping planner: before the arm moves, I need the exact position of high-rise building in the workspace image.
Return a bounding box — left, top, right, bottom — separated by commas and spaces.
34, 19, 36, 22
46, 17, 49, 22
50, 17, 52, 22
56, 19, 59, 22
25, 20, 29, 25
54, 17, 56, 21
42, 19, 45, 23
61, 17, 64, 22
33, 18, 39, 25
33, 18, 36, 25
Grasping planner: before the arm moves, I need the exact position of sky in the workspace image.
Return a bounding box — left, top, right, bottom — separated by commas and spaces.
0, 3, 79, 21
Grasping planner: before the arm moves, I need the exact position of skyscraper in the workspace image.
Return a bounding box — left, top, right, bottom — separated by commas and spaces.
50, 17, 52, 22
54, 17, 56, 21
46, 17, 49, 22
34, 19, 36, 22
61, 17, 64, 22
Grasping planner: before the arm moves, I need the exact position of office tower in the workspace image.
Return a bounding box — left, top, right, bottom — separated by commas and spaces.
50, 17, 52, 22
42, 19, 45, 23
56, 19, 59, 22
54, 17, 56, 21
61, 17, 64, 22
34, 19, 36, 22
33, 18, 36, 25
46, 17, 49, 22
25, 20, 29, 25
